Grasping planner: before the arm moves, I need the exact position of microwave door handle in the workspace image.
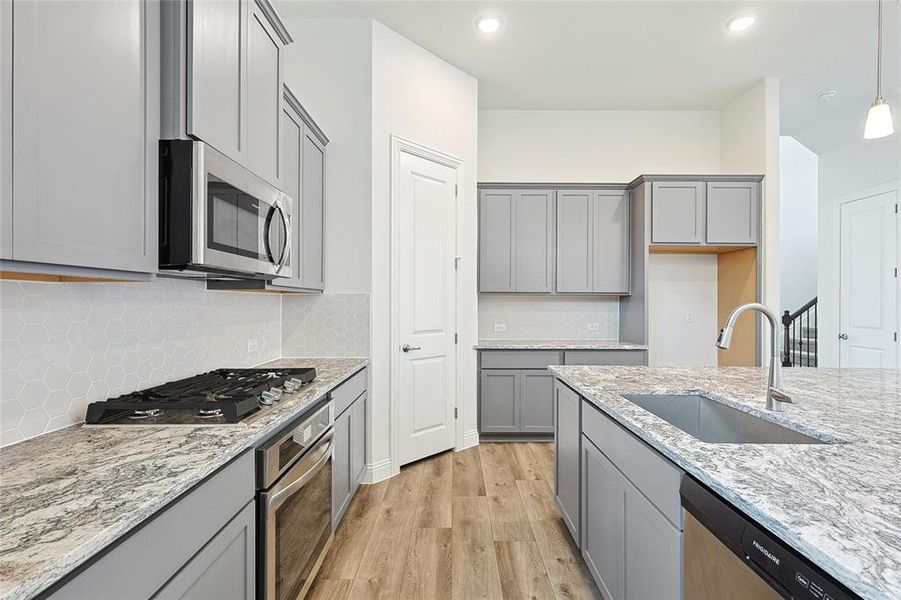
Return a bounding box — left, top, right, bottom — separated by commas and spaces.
267, 199, 291, 274
267, 431, 333, 511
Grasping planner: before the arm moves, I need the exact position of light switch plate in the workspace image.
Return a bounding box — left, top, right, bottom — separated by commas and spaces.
685, 312, 696, 324
493, 323, 506, 332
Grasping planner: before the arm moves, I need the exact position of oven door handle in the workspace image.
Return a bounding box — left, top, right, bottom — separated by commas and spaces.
267, 430, 333, 511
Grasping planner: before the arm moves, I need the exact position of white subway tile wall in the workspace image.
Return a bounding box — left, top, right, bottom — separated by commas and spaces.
0, 279, 281, 446
282, 294, 369, 357
478, 295, 620, 340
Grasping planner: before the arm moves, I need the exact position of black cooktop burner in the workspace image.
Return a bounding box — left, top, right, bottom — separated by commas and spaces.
84, 368, 316, 425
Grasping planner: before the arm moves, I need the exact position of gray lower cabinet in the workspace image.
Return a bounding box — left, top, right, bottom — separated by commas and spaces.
2, 0, 158, 276
332, 391, 366, 528
480, 368, 555, 434
563, 350, 648, 366
51, 452, 255, 599
554, 380, 581, 545
706, 181, 759, 244
651, 181, 705, 244
580, 400, 684, 599
154, 501, 256, 600
479, 189, 555, 293
556, 189, 630, 294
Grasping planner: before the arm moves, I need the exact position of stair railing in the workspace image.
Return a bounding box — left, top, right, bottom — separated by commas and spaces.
782, 297, 817, 367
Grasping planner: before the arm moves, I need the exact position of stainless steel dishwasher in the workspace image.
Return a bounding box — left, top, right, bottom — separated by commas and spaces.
680, 476, 858, 600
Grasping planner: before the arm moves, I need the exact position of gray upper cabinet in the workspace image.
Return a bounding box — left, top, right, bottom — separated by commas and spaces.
245, 1, 285, 186
164, 0, 291, 188
516, 190, 556, 292
2, 0, 158, 276
556, 190, 630, 294
301, 126, 326, 291
706, 181, 759, 244
556, 191, 593, 293
479, 189, 555, 293
651, 181, 705, 244
479, 190, 517, 292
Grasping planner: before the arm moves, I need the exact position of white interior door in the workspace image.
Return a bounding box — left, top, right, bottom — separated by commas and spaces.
839, 190, 898, 367
396, 150, 457, 466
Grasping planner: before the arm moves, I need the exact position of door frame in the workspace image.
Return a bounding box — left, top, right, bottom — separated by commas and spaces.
389, 134, 464, 475
835, 180, 900, 367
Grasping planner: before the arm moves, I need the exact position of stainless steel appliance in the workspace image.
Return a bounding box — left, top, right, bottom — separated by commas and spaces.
257, 400, 334, 600
83, 367, 316, 425
681, 476, 857, 600
159, 140, 293, 280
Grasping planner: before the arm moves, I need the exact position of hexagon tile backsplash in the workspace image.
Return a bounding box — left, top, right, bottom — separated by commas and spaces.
282, 294, 369, 358
0, 278, 281, 447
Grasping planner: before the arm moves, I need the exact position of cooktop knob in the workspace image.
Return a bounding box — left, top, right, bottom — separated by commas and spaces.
261, 388, 283, 405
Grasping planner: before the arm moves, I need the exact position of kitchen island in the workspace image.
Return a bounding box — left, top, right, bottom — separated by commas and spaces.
551, 365, 901, 599
0, 357, 368, 600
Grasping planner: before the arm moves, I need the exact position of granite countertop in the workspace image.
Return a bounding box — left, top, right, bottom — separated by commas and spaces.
0, 357, 368, 600
550, 365, 901, 599
475, 339, 649, 351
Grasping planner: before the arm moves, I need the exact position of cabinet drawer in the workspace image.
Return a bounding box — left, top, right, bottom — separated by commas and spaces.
52, 452, 254, 599
332, 368, 366, 417
581, 401, 683, 529
481, 350, 562, 369
563, 350, 647, 366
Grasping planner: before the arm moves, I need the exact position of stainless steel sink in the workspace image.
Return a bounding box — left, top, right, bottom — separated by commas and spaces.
621, 393, 827, 444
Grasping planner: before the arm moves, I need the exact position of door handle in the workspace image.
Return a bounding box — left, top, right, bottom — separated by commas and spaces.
401, 344, 421, 353
838, 333, 849, 340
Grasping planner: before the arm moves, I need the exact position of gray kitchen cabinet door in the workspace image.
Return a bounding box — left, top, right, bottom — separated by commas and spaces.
274, 100, 303, 287
187, 0, 244, 161
480, 369, 520, 433
582, 438, 625, 600
555, 380, 581, 544
301, 126, 325, 290
623, 483, 682, 600
593, 190, 630, 293
556, 191, 594, 293
154, 501, 256, 600
706, 181, 759, 244
520, 371, 555, 433
245, 0, 284, 186
516, 190, 556, 292
651, 181, 705, 244
350, 394, 367, 490
332, 407, 352, 527
7, 0, 158, 272
479, 190, 517, 292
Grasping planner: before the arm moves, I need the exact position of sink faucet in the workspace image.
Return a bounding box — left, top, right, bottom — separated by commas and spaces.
716, 303, 794, 412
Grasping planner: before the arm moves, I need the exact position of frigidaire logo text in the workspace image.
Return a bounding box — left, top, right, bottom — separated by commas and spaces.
753, 540, 780, 566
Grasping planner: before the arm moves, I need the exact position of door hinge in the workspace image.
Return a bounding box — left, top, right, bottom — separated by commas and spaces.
454, 333, 458, 344
455, 184, 458, 197
895, 332, 898, 342
895, 267, 898, 278
454, 407, 458, 419
455, 257, 461, 270
895, 203, 898, 214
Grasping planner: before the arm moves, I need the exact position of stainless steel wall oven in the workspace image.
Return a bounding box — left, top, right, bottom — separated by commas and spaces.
257, 400, 334, 600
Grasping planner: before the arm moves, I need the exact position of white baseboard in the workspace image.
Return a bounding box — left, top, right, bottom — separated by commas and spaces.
362, 457, 393, 484
459, 428, 479, 451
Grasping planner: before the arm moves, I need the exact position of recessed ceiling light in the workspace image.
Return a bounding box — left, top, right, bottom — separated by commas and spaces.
817, 90, 837, 101
476, 15, 502, 34
726, 13, 757, 32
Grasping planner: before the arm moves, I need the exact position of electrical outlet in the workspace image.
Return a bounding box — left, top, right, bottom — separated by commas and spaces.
685, 312, 696, 324
587, 322, 600, 331
493, 323, 506, 332
247, 338, 258, 353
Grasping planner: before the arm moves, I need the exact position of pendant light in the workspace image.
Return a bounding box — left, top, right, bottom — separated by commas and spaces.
864, 0, 894, 139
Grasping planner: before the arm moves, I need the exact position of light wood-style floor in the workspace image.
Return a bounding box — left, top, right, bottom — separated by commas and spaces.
309, 442, 600, 600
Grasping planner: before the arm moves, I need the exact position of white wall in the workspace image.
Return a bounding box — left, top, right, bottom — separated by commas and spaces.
720, 78, 781, 363
282, 19, 373, 294
779, 136, 818, 313
478, 110, 721, 182
647, 254, 719, 367
370, 22, 479, 475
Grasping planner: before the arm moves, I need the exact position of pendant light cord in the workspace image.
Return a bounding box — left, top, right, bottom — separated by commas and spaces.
876, 0, 884, 102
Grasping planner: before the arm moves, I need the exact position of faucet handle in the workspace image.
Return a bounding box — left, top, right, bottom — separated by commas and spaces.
769, 388, 793, 405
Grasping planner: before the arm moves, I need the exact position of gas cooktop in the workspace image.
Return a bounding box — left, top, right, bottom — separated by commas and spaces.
84, 367, 316, 425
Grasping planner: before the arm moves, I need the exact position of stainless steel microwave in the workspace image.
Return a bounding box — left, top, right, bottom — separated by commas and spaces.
158, 140, 293, 280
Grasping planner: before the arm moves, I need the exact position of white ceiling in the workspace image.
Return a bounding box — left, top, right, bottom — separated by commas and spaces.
276, 1, 899, 151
